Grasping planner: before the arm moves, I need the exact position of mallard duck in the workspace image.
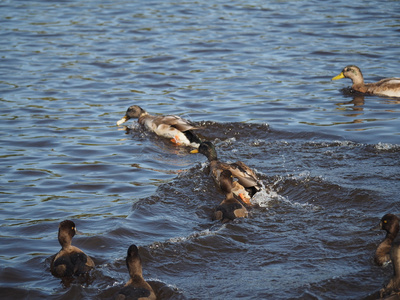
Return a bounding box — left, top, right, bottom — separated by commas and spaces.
375, 214, 400, 298
115, 244, 156, 300
50, 220, 95, 278
191, 141, 262, 205
117, 105, 202, 147
375, 214, 399, 266
213, 170, 248, 223
332, 65, 400, 97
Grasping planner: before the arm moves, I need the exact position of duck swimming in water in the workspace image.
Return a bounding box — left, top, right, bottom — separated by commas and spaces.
116, 105, 202, 147
213, 169, 248, 223
191, 141, 262, 205
50, 220, 95, 278
115, 244, 156, 300
375, 214, 400, 298
375, 214, 399, 267
332, 65, 400, 98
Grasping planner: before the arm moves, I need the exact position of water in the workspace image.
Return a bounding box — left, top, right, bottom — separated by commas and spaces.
1, 0, 400, 299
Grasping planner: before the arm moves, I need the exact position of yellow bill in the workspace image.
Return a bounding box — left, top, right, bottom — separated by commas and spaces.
116, 116, 128, 126
332, 72, 345, 81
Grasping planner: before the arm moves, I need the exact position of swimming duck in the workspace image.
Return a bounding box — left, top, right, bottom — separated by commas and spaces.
375, 214, 399, 267
50, 220, 95, 278
375, 214, 400, 298
191, 141, 262, 205
115, 244, 156, 300
213, 170, 248, 223
332, 65, 400, 98
116, 105, 202, 147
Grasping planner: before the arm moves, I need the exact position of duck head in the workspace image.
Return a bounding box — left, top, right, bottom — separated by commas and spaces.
117, 105, 147, 125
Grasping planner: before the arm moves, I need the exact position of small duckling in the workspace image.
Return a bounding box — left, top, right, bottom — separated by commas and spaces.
50, 220, 95, 278
375, 214, 399, 267
375, 214, 400, 298
332, 65, 400, 97
191, 141, 262, 205
115, 244, 156, 300
117, 105, 202, 147
213, 170, 248, 223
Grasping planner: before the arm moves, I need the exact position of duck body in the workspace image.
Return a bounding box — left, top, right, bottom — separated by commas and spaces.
332, 65, 400, 98
50, 220, 95, 278
117, 105, 201, 147
381, 246, 400, 298
213, 170, 248, 223
115, 244, 156, 300
191, 142, 262, 205
214, 198, 248, 223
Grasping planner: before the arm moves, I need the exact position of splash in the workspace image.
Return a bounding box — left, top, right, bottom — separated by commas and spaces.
374, 142, 400, 152
250, 182, 286, 208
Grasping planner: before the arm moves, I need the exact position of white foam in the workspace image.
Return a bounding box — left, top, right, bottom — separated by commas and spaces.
374, 142, 399, 151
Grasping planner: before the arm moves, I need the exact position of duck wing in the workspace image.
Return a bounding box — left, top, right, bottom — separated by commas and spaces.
229, 161, 261, 190
151, 115, 200, 132
365, 78, 400, 97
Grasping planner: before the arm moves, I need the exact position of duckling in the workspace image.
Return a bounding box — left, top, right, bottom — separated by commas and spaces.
191, 141, 262, 205
115, 244, 156, 300
116, 105, 202, 147
50, 220, 95, 278
332, 65, 400, 97
376, 214, 400, 298
213, 170, 248, 223
375, 214, 399, 267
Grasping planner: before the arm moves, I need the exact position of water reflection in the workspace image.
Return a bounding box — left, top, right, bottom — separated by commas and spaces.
336, 95, 365, 111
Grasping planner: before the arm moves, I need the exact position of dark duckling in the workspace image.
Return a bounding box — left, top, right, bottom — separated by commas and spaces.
375, 214, 399, 267
376, 214, 400, 298
191, 141, 262, 205
116, 105, 202, 147
213, 170, 248, 223
115, 244, 156, 300
332, 65, 400, 97
50, 220, 95, 278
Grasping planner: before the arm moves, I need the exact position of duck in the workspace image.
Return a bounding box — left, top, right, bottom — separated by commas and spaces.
213, 169, 248, 223
50, 220, 95, 278
375, 214, 399, 266
375, 214, 400, 298
116, 105, 202, 147
114, 244, 156, 300
191, 141, 262, 205
332, 65, 400, 98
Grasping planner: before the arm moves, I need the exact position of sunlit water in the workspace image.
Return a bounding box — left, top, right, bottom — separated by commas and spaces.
1, 0, 400, 299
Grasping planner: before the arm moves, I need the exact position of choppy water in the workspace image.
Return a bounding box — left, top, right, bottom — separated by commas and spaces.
1, 0, 400, 299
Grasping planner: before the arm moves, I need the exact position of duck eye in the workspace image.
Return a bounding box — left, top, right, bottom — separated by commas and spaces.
384, 220, 387, 223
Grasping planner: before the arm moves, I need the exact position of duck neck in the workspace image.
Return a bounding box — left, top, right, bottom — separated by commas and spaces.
207, 151, 218, 162
376, 231, 397, 261
58, 236, 72, 249
128, 261, 143, 279
352, 75, 364, 86
138, 112, 149, 124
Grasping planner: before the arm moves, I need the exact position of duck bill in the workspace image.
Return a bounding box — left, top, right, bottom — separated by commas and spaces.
332, 72, 345, 80
116, 115, 128, 126
371, 222, 382, 231
190, 149, 199, 154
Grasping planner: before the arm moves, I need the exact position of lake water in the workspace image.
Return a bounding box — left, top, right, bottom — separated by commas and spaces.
1, 0, 400, 299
